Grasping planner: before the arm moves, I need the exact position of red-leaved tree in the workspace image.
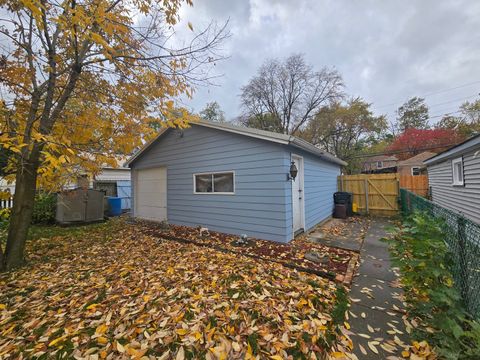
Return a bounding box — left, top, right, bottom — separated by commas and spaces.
387, 128, 464, 160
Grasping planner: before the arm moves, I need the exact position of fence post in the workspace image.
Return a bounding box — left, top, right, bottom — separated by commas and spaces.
457, 216, 469, 310
364, 177, 369, 215
396, 179, 400, 207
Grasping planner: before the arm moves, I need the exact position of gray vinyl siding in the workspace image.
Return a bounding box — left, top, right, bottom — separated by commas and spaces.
131, 125, 292, 242
428, 147, 480, 224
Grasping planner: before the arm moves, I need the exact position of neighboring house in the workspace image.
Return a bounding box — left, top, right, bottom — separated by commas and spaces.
425, 134, 480, 224
1, 164, 131, 210
126, 120, 346, 243
362, 155, 398, 174
91, 167, 131, 210
397, 151, 436, 176
0, 178, 15, 195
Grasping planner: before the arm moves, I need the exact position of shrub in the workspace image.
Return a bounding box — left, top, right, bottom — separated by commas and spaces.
32, 192, 56, 224
0, 193, 55, 228
0, 207, 10, 227
385, 212, 480, 359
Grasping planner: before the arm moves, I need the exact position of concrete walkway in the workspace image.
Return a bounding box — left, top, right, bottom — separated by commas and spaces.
348, 219, 410, 359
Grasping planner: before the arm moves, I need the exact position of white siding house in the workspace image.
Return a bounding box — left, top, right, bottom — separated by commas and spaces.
1, 166, 131, 210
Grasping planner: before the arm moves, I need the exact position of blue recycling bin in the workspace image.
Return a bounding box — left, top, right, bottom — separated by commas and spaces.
107, 197, 122, 216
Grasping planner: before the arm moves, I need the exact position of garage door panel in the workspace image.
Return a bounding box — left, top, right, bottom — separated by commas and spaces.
135, 167, 167, 222
137, 193, 167, 207
136, 206, 166, 221
137, 180, 167, 193
137, 167, 165, 179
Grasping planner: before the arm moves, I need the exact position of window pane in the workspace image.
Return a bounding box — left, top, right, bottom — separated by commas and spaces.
213, 173, 234, 193
195, 174, 213, 192
453, 161, 463, 184
94, 182, 117, 197
456, 163, 463, 182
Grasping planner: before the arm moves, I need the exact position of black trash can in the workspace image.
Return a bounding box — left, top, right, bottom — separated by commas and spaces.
334, 204, 347, 219
334, 192, 353, 216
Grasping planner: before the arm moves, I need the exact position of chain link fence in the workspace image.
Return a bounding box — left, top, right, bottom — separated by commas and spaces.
400, 189, 480, 319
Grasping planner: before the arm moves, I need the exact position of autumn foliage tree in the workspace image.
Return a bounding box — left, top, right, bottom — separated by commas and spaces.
436, 99, 480, 138
0, 0, 227, 270
387, 128, 463, 160
396, 97, 430, 132
299, 98, 387, 173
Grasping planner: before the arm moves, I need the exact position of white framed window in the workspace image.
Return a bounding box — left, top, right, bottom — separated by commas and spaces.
193, 171, 235, 194
377, 161, 383, 168
411, 167, 421, 176
452, 157, 464, 186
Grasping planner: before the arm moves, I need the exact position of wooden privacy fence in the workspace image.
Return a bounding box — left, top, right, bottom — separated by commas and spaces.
338, 173, 430, 216
338, 174, 400, 216
399, 175, 429, 197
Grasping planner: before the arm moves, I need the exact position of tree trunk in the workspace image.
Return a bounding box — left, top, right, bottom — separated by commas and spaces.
0, 244, 4, 271
1, 149, 41, 271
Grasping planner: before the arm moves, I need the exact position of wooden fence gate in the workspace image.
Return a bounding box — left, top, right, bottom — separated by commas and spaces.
338, 174, 429, 216
338, 174, 400, 216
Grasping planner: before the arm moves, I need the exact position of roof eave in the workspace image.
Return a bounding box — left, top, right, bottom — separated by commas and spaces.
425, 136, 480, 166
289, 138, 348, 166
125, 127, 169, 167
125, 121, 347, 167
195, 121, 290, 145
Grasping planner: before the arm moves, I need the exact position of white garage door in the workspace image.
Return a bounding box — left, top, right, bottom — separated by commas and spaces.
134, 167, 167, 221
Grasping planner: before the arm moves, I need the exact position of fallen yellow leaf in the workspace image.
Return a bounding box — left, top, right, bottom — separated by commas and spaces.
48, 335, 67, 347
176, 328, 188, 336
96, 324, 108, 335
86, 303, 99, 310
97, 336, 108, 344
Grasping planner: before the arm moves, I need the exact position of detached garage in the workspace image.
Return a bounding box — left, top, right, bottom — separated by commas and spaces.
133, 167, 167, 221
126, 121, 346, 243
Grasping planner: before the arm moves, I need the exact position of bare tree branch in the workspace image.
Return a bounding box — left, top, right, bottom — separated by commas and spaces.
240, 54, 344, 135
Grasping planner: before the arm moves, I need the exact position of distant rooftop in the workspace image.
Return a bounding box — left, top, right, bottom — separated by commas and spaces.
398, 151, 437, 166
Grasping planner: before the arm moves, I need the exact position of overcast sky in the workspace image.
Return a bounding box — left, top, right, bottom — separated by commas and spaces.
174, 0, 480, 125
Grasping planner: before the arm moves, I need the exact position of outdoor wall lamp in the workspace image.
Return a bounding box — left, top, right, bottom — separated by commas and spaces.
287, 161, 298, 181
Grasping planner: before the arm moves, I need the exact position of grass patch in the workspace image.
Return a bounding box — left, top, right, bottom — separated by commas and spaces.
331, 285, 349, 326
385, 212, 480, 359
1, 218, 114, 244
27, 221, 110, 241
247, 333, 259, 355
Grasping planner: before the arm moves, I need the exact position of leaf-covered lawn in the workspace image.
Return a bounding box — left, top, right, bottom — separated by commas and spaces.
138, 222, 356, 278
0, 219, 352, 359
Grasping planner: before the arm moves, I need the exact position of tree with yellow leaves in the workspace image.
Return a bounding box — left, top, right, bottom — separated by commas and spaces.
0, 0, 228, 270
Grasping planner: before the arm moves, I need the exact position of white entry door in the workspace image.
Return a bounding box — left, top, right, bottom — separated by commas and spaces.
134, 167, 167, 222
291, 155, 305, 236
